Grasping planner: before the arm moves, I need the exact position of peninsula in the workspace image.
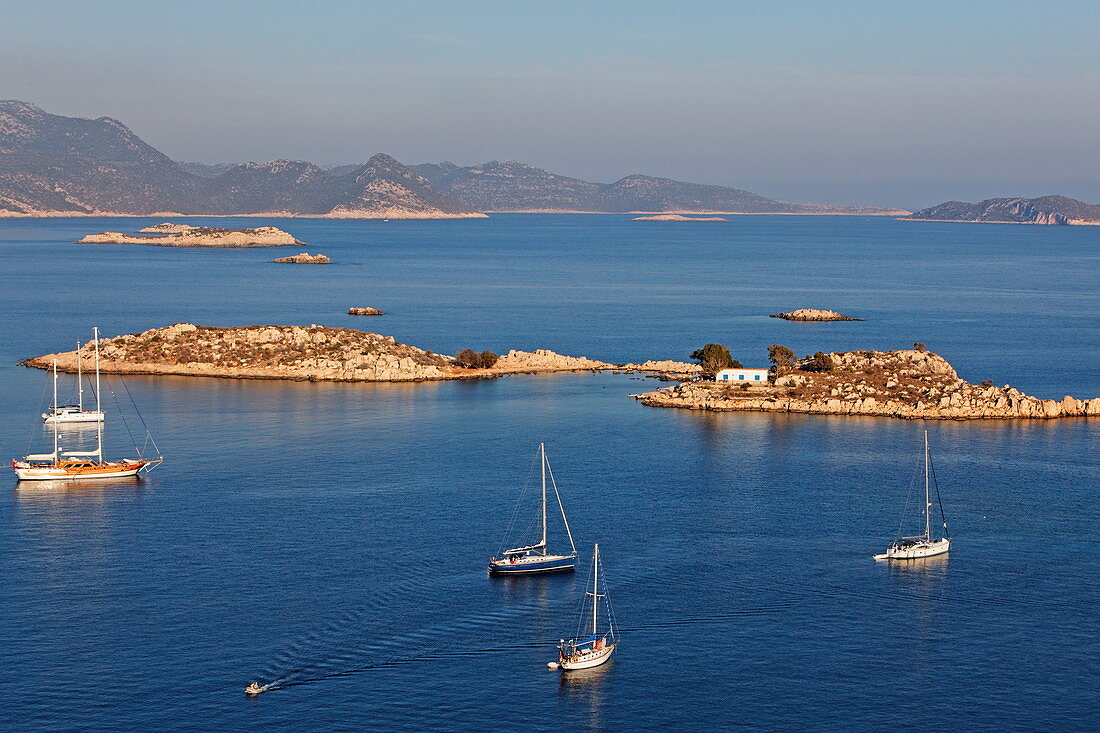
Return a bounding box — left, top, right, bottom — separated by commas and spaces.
636, 349, 1099, 419
78, 224, 303, 247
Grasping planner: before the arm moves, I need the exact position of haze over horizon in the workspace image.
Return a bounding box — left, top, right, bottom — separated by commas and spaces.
4, 0, 1099, 209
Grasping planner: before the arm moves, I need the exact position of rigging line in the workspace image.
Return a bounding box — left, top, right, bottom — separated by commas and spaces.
117, 370, 161, 457
545, 459, 577, 554
105, 373, 140, 456
928, 449, 948, 530
898, 445, 922, 538
497, 447, 540, 555
24, 374, 53, 455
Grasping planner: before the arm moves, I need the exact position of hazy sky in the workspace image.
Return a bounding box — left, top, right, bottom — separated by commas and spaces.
4, 0, 1099, 207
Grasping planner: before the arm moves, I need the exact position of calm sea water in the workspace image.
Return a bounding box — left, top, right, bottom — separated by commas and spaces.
0, 215, 1096, 731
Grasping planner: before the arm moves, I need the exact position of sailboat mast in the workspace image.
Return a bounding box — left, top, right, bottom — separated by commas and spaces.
924, 430, 931, 541
592, 543, 600, 635
77, 341, 83, 411
94, 328, 103, 459
540, 442, 548, 553
52, 360, 59, 459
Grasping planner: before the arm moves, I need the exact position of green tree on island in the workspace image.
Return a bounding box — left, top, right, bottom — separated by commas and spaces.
455, 349, 499, 369
767, 344, 795, 373
691, 343, 741, 375
807, 351, 835, 372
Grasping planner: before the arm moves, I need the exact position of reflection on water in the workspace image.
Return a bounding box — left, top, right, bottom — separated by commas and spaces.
14, 476, 144, 500
558, 662, 612, 731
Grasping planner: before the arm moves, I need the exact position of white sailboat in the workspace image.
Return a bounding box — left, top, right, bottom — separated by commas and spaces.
549, 543, 618, 671
488, 443, 578, 574
13, 328, 162, 481
42, 340, 104, 423
874, 431, 951, 561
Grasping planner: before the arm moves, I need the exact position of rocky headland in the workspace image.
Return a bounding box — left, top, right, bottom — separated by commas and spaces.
78, 224, 303, 247
273, 252, 330, 264
632, 214, 729, 222
636, 349, 1098, 420
904, 196, 1100, 225
771, 309, 865, 322
348, 307, 384, 316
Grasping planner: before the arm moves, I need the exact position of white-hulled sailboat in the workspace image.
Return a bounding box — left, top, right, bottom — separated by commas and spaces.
12, 328, 162, 481
42, 340, 104, 424
549, 543, 618, 671
873, 430, 950, 561
488, 443, 578, 575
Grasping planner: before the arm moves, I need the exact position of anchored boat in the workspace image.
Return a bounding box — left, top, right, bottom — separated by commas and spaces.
549, 543, 618, 671
42, 340, 104, 424
873, 430, 951, 561
488, 442, 578, 575
12, 328, 162, 481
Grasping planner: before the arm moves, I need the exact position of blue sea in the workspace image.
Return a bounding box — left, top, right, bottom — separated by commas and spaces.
0, 215, 1096, 731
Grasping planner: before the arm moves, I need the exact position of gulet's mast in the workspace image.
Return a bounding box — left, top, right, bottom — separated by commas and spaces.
592, 543, 600, 636
94, 328, 103, 460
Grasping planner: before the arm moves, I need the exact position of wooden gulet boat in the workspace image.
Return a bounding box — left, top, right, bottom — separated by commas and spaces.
488, 442, 578, 575
12, 328, 162, 481
873, 430, 951, 561
549, 543, 618, 671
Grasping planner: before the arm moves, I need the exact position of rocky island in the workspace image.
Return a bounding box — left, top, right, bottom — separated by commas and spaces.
77, 224, 304, 247
273, 252, 330, 264
903, 196, 1100, 225
348, 307, 384, 316
636, 349, 1099, 419
771, 309, 865, 322
22, 325, 645, 383
632, 214, 729, 222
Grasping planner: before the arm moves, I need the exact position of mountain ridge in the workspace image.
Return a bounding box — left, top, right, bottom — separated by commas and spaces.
1, 100, 902, 217
904, 196, 1100, 225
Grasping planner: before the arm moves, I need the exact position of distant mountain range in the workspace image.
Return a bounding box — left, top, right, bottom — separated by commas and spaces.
0, 100, 910, 218
905, 196, 1100, 225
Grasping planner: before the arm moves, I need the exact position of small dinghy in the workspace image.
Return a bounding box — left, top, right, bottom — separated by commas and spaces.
874, 431, 951, 561
548, 543, 618, 671
244, 682, 265, 695
488, 443, 578, 575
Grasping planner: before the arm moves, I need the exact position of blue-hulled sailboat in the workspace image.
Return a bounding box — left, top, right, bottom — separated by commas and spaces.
488, 443, 578, 575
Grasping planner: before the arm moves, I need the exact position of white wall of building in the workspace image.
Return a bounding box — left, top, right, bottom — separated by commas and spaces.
715, 368, 771, 383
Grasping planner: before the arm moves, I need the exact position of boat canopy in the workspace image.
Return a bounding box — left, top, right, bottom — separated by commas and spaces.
63, 450, 102, 457
24, 453, 57, 461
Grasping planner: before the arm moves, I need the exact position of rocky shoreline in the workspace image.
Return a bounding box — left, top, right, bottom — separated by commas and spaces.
636, 349, 1098, 420
632, 214, 729, 222
77, 223, 304, 247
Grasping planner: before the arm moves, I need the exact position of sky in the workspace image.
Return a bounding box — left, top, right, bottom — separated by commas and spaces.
3, 0, 1099, 208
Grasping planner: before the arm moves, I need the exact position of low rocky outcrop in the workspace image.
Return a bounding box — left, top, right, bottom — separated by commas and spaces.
78, 224, 303, 247
636, 349, 1099, 420
632, 214, 729, 222
619, 359, 702, 374
489, 349, 616, 374
273, 252, 330, 264
348, 307, 384, 316
771, 308, 865, 322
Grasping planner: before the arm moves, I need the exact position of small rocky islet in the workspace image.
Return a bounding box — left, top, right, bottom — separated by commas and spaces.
771, 308, 865, 322
21, 325, 1095, 419
273, 252, 330, 264
77, 223, 304, 248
